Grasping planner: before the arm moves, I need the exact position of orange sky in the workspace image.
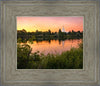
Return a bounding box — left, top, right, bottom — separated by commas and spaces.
17, 16, 83, 32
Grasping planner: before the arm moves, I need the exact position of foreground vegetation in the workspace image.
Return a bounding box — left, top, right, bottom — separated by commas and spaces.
17, 41, 83, 69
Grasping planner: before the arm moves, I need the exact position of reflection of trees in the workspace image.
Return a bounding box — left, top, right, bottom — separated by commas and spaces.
59, 40, 61, 45
59, 40, 65, 46
48, 40, 51, 44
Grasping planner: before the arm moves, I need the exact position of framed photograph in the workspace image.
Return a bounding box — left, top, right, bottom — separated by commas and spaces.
17, 16, 83, 69
0, 0, 100, 86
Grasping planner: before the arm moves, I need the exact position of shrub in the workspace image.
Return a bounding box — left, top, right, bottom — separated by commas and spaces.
17, 42, 83, 69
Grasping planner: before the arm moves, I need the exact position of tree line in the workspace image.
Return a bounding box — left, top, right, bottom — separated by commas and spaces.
17, 29, 83, 43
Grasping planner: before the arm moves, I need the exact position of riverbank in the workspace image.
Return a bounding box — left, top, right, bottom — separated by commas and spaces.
17, 42, 83, 69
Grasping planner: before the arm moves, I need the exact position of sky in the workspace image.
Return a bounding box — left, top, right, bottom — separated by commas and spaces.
17, 16, 83, 32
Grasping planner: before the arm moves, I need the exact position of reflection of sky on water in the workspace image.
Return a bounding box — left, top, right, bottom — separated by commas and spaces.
27, 39, 82, 55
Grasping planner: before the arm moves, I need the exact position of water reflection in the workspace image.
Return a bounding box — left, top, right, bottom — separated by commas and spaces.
26, 39, 82, 55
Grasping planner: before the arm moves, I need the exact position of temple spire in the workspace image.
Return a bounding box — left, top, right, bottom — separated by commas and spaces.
62, 26, 65, 32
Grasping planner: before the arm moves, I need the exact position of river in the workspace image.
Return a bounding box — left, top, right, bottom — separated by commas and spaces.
25, 39, 82, 55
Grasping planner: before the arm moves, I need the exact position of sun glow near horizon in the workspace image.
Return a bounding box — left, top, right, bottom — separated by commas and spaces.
17, 16, 83, 32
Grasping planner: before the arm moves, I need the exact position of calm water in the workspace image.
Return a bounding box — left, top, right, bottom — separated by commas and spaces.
26, 39, 82, 55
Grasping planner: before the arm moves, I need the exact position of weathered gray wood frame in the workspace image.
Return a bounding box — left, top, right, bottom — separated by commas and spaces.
0, 0, 100, 86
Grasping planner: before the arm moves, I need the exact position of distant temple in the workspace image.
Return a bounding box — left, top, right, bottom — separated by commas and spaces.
62, 26, 67, 33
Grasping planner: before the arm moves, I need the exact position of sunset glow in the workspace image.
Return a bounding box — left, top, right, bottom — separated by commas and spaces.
17, 16, 83, 69
17, 16, 83, 32
27, 39, 82, 55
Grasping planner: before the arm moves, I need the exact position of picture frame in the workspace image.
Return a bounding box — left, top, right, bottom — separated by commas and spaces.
0, 0, 100, 86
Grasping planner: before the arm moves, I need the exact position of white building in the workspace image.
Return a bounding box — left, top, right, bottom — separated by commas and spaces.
62, 26, 66, 33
